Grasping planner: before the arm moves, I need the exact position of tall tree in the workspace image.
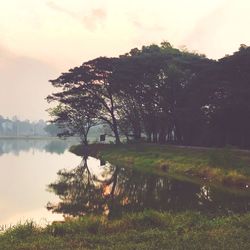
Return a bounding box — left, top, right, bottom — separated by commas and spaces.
48, 57, 121, 144
189, 45, 250, 147
113, 42, 210, 143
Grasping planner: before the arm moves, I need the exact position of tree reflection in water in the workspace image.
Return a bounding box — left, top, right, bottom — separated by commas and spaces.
47, 155, 250, 218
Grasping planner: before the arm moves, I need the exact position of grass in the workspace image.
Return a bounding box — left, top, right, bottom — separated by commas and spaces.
3, 144, 250, 249
70, 143, 250, 189
2, 210, 250, 249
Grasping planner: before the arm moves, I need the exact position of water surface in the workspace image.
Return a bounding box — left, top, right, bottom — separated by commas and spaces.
2, 138, 250, 228
48, 154, 250, 219
0, 139, 79, 227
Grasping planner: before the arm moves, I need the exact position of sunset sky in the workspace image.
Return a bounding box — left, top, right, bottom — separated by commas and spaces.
1, 0, 250, 120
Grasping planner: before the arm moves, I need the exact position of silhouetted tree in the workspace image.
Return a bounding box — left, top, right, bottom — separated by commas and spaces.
47, 42, 250, 148
48, 57, 121, 144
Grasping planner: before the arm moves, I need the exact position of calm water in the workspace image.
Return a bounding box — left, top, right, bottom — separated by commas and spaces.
1, 139, 250, 228
49, 154, 250, 219
0, 139, 80, 227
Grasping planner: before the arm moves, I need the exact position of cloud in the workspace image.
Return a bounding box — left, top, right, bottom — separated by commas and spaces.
46, 1, 75, 18
182, 0, 250, 59
82, 8, 106, 30
128, 11, 165, 32
46, 1, 107, 31
0, 44, 56, 120
0, 45, 14, 59
131, 18, 165, 32
183, 4, 226, 47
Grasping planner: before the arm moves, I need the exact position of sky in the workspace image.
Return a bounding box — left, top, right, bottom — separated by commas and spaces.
0, 0, 250, 121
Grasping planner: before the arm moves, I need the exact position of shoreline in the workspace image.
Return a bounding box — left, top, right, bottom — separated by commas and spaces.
70, 143, 250, 190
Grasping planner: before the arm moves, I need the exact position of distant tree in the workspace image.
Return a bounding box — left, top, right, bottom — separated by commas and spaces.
0, 116, 48, 137
44, 123, 60, 137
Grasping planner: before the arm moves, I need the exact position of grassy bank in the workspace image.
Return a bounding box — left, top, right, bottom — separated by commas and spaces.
70, 143, 250, 189
2, 210, 250, 250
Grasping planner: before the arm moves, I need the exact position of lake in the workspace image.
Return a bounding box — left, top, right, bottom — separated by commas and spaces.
0, 139, 80, 227
48, 154, 250, 219
1, 139, 250, 229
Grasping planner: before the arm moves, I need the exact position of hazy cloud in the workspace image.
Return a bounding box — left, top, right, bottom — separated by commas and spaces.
183, 4, 226, 56
0, 44, 56, 120
127, 9, 165, 32
46, 1, 107, 31
182, 0, 250, 59
131, 18, 165, 32
2, 0, 250, 120
0, 44, 13, 58
82, 8, 106, 30
46, 1, 75, 18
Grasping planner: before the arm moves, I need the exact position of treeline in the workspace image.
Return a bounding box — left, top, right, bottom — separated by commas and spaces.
47, 42, 250, 148
0, 116, 59, 137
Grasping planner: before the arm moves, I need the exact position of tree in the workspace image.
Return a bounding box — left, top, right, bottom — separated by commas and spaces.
189, 45, 250, 147
48, 57, 121, 144
44, 123, 61, 137
47, 94, 99, 146
47, 41, 250, 148
113, 42, 210, 143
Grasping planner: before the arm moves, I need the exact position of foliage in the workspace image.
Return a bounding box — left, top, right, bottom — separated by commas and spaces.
44, 123, 61, 137
47, 57, 121, 144
47, 91, 99, 145
48, 42, 250, 148
2, 211, 250, 249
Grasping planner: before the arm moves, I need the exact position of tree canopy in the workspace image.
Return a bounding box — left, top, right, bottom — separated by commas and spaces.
48, 42, 250, 148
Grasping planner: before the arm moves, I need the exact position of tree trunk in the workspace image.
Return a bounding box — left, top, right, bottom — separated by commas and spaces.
147, 132, 152, 142
159, 130, 166, 144
153, 132, 158, 143
111, 116, 121, 144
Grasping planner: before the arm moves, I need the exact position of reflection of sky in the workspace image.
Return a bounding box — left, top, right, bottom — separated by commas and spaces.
0, 139, 77, 156
86, 157, 114, 185
0, 146, 80, 226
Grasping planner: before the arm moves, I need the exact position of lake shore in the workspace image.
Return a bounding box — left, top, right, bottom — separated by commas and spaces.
70, 143, 250, 189
2, 142, 250, 249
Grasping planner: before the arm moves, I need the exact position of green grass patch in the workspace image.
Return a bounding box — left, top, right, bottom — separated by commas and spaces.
70, 143, 250, 189
2, 211, 250, 249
